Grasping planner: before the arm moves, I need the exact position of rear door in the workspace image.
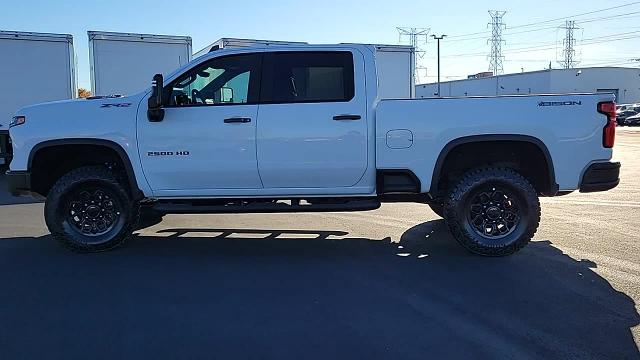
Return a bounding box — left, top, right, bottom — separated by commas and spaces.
256, 50, 368, 189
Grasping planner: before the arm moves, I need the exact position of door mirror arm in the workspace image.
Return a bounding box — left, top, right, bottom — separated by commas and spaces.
148, 74, 165, 122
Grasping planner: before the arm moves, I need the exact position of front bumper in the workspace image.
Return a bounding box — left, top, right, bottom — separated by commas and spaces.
0, 130, 10, 166
6, 171, 32, 196
579, 162, 621, 193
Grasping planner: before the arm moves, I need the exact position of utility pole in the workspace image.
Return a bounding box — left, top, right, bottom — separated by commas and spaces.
558, 20, 580, 69
488, 10, 506, 76
397, 27, 431, 83
432, 34, 446, 97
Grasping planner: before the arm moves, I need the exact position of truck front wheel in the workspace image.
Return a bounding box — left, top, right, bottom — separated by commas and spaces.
444, 167, 540, 256
44, 166, 138, 253
427, 200, 445, 218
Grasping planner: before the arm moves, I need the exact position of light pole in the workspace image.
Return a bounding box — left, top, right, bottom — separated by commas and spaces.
432, 34, 447, 97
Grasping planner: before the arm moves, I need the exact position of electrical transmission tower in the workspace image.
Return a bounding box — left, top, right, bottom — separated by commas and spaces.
487, 11, 506, 75
397, 27, 430, 83
558, 20, 580, 69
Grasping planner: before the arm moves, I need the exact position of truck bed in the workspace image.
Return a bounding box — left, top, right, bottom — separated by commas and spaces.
376, 93, 615, 193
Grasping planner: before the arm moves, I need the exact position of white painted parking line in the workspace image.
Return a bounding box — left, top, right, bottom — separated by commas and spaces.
616, 143, 640, 149
542, 198, 640, 208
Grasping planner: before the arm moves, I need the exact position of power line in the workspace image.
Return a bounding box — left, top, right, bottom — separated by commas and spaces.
410, 2, 640, 80
397, 27, 430, 52
508, 1, 640, 29
447, 1, 640, 39
446, 26, 558, 43
397, 27, 430, 83
577, 10, 640, 24
488, 10, 507, 75
445, 11, 640, 44
558, 20, 580, 69
438, 30, 640, 58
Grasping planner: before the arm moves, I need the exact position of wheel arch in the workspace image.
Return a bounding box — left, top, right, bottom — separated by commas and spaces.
430, 134, 558, 196
28, 138, 143, 199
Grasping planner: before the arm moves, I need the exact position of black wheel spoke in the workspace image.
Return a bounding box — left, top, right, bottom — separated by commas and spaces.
496, 221, 510, 234
504, 210, 518, 221
467, 184, 521, 240
484, 223, 496, 236
66, 187, 121, 237
470, 204, 483, 214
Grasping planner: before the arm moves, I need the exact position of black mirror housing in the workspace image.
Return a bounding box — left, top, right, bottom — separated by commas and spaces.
148, 74, 165, 122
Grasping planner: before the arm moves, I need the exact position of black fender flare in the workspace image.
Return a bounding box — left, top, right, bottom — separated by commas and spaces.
429, 134, 558, 195
28, 138, 143, 199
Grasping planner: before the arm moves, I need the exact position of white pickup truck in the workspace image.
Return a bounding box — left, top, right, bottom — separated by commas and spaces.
6, 44, 620, 256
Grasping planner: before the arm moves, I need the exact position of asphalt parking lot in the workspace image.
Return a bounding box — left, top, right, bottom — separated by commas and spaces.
1, 129, 640, 359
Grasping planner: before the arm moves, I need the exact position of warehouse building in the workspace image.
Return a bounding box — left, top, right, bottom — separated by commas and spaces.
416, 67, 640, 104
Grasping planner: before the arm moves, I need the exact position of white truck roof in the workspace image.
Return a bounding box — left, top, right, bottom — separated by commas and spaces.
194, 38, 308, 58
193, 39, 415, 99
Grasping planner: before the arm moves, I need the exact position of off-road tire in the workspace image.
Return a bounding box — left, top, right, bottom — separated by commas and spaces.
135, 206, 165, 231
444, 167, 540, 256
44, 166, 139, 253
427, 200, 445, 218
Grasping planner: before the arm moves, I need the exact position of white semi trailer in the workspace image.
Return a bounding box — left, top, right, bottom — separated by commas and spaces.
195, 38, 415, 99
88, 31, 192, 96
0, 31, 76, 167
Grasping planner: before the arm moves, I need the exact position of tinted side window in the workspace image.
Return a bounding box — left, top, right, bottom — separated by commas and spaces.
261, 52, 354, 103
165, 53, 261, 107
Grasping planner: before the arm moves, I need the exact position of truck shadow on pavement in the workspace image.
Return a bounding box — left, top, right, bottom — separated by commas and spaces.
0, 220, 638, 359
0, 175, 43, 206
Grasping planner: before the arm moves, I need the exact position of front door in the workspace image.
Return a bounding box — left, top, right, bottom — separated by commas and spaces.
256, 50, 368, 189
138, 53, 263, 195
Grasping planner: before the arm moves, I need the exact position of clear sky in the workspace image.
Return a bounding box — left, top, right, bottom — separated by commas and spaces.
2, 0, 639, 90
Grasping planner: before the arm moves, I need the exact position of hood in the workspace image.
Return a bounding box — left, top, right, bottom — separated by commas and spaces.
16, 93, 145, 117
85, 94, 126, 100
11, 92, 147, 135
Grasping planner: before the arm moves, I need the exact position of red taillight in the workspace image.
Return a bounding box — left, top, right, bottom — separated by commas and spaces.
598, 101, 616, 148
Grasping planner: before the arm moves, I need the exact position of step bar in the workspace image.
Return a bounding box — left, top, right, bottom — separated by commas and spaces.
153, 198, 382, 215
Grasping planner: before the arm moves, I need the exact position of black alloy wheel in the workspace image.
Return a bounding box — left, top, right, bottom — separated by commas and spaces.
65, 188, 122, 239
444, 167, 540, 256
45, 166, 138, 252
467, 187, 520, 239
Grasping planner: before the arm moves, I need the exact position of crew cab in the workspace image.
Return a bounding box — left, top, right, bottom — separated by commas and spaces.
6, 44, 621, 255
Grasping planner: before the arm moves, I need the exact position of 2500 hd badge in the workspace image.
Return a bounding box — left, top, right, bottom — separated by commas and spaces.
147, 151, 190, 157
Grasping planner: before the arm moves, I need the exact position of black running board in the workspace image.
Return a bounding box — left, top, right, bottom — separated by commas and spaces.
152, 198, 381, 214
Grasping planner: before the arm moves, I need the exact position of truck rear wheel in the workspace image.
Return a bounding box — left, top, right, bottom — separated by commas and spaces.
427, 200, 445, 218
44, 166, 138, 253
444, 167, 540, 256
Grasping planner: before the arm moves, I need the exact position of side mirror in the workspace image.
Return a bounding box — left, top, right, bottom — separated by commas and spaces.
147, 74, 165, 122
